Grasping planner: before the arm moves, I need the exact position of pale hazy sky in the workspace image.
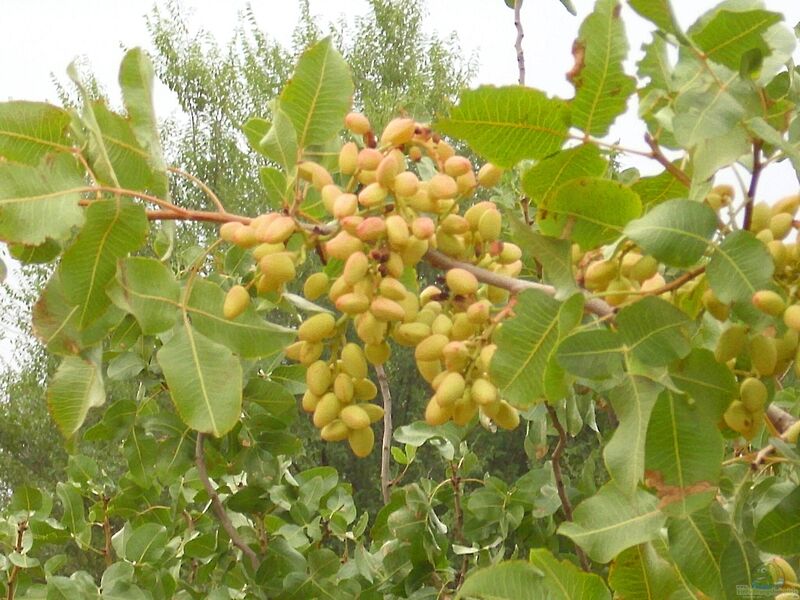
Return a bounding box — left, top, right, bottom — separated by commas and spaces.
3, 0, 800, 193
1, 1, 800, 365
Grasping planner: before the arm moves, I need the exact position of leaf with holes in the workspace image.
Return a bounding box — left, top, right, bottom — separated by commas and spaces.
604, 375, 663, 497
570, 0, 636, 136
645, 390, 724, 517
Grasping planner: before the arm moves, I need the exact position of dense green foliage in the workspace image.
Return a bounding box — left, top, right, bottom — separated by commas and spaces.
0, 0, 800, 599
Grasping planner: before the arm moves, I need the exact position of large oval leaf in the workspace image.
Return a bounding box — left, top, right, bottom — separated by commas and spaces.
624, 199, 718, 268
490, 290, 584, 407
437, 85, 570, 166
279, 37, 354, 149
706, 230, 774, 303
558, 483, 666, 564
156, 325, 242, 437
538, 177, 641, 250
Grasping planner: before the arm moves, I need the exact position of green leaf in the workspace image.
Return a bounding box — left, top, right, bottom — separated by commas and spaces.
9, 238, 62, 263
122, 523, 167, 564
556, 329, 625, 380
604, 376, 662, 496
668, 348, 737, 421
0, 153, 85, 245
260, 166, 289, 210
56, 482, 87, 534
691, 9, 782, 71
0, 101, 73, 165
455, 561, 544, 599
631, 166, 690, 210
437, 85, 570, 166
279, 37, 354, 149
32, 274, 84, 355
529, 548, 612, 599
608, 544, 687, 600
123, 430, 157, 489
84, 102, 163, 194
509, 217, 577, 297
538, 178, 641, 250
10, 486, 45, 515
570, 0, 636, 136
616, 297, 696, 367
645, 390, 724, 517
108, 257, 180, 334
186, 279, 294, 359
667, 505, 727, 598
624, 199, 717, 267
558, 483, 666, 564
157, 324, 242, 437
706, 230, 774, 303
521, 144, 607, 206
673, 78, 744, 149
629, 0, 682, 38
260, 103, 298, 170
118, 48, 169, 197
243, 117, 271, 154
755, 485, 800, 554
490, 290, 584, 407
557, 0, 577, 16
47, 355, 105, 437
59, 199, 148, 328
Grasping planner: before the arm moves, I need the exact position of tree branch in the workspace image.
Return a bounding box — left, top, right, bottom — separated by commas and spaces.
6, 520, 27, 600
424, 249, 615, 318
102, 495, 113, 567
169, 166, 227, 213
375, 364, 393, 504
545, 404, 590, 572
742, 141, 763, 232
195, 433, 260, 570
644, 134, 691, 187
514, 0, 525, 86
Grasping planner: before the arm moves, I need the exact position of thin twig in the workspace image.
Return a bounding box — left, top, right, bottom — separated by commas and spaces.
753, 405, 799, 467
102, 495, 113, 567
375, 364, 393, 505
635, 266, 706, 297
169, 166, 227, 213
195, 434, 260, 570
6, 520, 27, 600
545, 404, 591, 572
450, 462, 469, 589
424, 249, 615, 318
644, 134, 691, 187
742, 141, 763, 232
144, 208, 250, 224
514, 0, 525, 85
